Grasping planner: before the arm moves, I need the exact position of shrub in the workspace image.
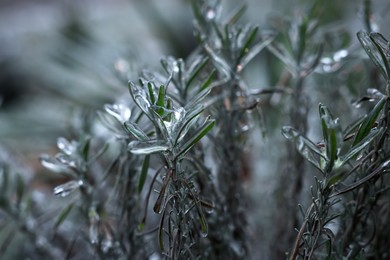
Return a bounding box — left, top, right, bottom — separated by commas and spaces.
1, 0, 390, 259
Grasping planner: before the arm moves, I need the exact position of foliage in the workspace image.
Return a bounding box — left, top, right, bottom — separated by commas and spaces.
1, 0, 390, 259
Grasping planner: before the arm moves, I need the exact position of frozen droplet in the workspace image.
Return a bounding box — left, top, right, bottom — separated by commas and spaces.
53, 180, 83, 197
40, 154, 67, 173
104, 104, 131, 123
172, 62, 180, 73
56, 153, 77, 168
199, 228, 208, 238
202, 200, 215, 214
57, 137, 76, 155
366, 88, 384, 99
281, 126, 299, 140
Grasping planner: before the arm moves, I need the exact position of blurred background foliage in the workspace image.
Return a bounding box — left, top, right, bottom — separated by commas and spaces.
1, 0, 390, 258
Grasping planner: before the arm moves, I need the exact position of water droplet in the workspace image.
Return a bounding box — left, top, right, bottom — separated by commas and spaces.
40, 154, 67, 173
199, 229, 208, 238
56, 153, 77, 168
53, 180, 83, 197
281, 126, 299, 140
57, 137, 77, 155
104, 104, 131, 123
366, 88, 384, 99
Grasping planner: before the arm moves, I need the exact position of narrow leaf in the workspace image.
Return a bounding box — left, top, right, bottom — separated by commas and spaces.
333, 160, 390, 196
174, 105, 204, 145
185, 87, 211, 109
357, 31, 388, 79
138, 155, 150, 193
186, 57, 209, 89
200, 69, 217, 91
238, 26, 258, 63
148, 82, 156, 104
54, 203, 74, 229
124, 121, 150, 142
370, 32, 390, 80
82, 137, 90, 161
342, 127, 383, 165
282, 126, 325, 172
15, 173, 24, 208
239, 34, 275, 70
353, 97, 386, 146
153, 170, 171, 213
157, 85, 166, 108
175, 118, 215, 160
226, 4, 247, 24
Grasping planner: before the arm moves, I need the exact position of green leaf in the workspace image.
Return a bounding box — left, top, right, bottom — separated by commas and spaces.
204, 42, 232, 79
149, 108, 171, 142
153, 171, 171, 214
181, 179, 208, 237
238, 26, 258, 63
370, 33, 390, 80
342, 127, 383, 166
54, 203, 74, 230
185, 87, 211, 110
0, 167, 9, 196
124, 121, 150, 142
333, 159, 390, 196
296, 18, 308, 64
226, 4, 247, 24
186, 57, 209, 90
157, 85, 166, 107
282, 126, 325, 172
325, 172, 344, 189
238, 34, 275, 70
157, 195, 172, 252
175, 118, 215, 160
200, 69, 217, 91
357, 31, 389, 80
319, 104, 340, 172
147, 82, 156, 104
82, 137, 90, 161
88, 142, 109, 164
174, 105, 204, 145
15, 173, 24, 208
353, 97, 386, 146
156, 85, 166, 116
138, 155, 150, 193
